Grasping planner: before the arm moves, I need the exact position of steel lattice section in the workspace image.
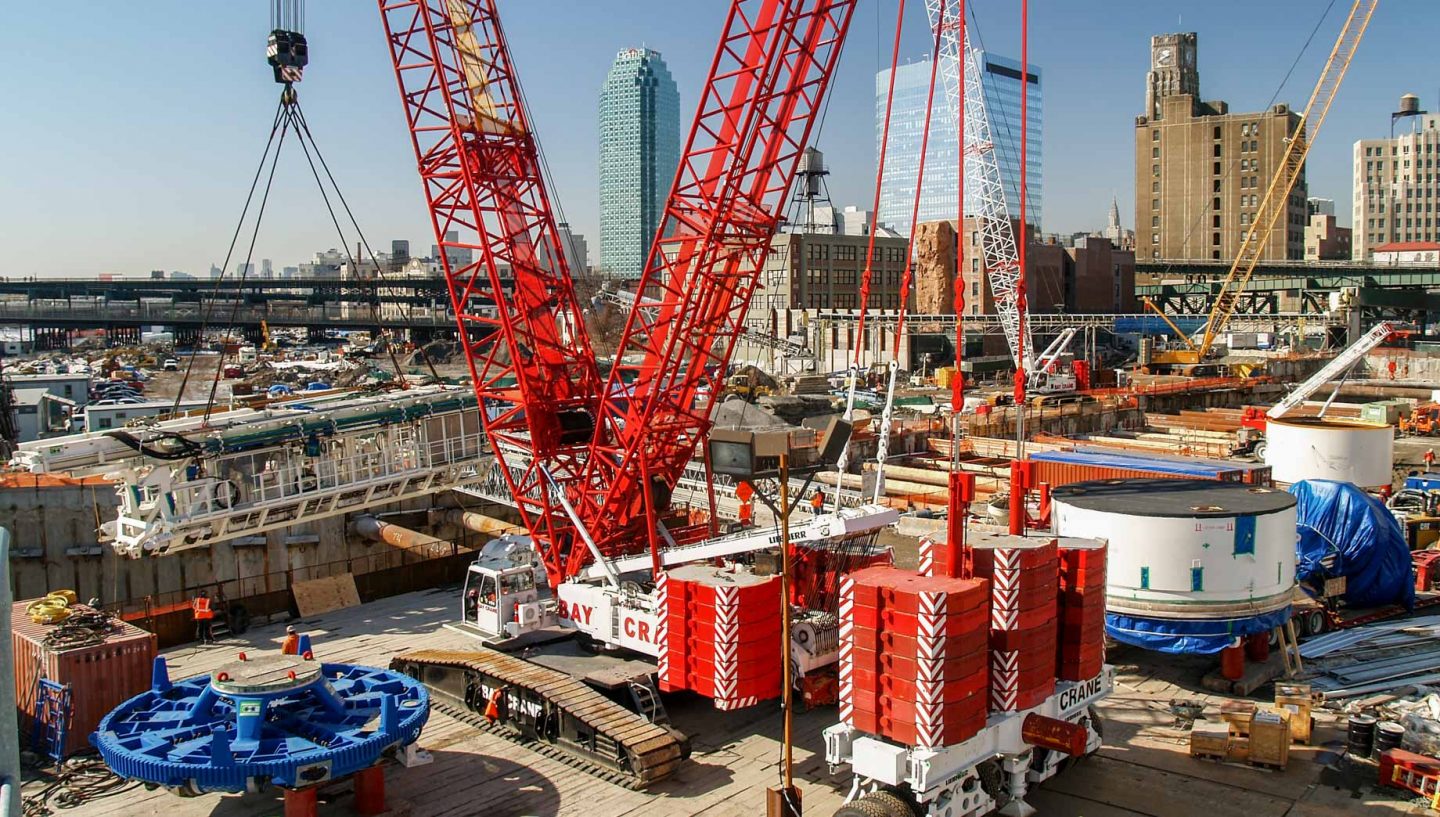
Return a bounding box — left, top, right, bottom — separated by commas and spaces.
575, 0, 858, 578
379, 0, 603, 587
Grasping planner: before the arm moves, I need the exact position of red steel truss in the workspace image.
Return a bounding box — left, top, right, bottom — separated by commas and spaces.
571, 0, 858, 579
378, 0, 603, 584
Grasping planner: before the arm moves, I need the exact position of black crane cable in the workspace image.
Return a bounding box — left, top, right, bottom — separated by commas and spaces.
202, 105, 294, 422
169, 98, 288, 417
286, 101, 438, 383
21, 752, 138, 816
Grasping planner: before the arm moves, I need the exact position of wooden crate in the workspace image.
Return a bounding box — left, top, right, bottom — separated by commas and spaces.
1190, 722, 1231, 760
1275, 682, 1317, 745
1249, 708, 1292, 769
1220, 700, 1257, 737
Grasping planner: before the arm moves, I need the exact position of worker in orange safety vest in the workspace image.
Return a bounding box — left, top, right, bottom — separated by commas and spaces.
810, 489, 826, 514
192, 589, 216, 645
281, 625, 301, 655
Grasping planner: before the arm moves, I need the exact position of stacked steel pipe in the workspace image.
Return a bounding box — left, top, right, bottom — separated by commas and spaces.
658, 565, 781, 710
839, 566, 990, 748
1057, 539, 1107, 681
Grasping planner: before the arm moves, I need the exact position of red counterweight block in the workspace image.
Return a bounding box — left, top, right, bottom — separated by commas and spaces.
966, 536, 1059, 712
1056, 539, 1108, 682
839, 566, 991, 749
658, 565, 783, 710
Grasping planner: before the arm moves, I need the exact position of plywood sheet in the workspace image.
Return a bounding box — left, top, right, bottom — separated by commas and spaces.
292, 573, 361, 618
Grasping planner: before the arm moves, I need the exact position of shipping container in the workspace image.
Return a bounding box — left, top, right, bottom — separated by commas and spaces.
1028, 450, 1246, 489
13, 601, 156, 757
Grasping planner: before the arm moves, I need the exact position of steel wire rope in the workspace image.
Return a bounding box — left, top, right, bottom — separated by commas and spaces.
285, 102, 415, 385
169, 98, 288, 416
202, 110, 293, 421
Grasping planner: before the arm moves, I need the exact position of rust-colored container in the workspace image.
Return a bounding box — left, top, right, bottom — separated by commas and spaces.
12, 601, 157, 757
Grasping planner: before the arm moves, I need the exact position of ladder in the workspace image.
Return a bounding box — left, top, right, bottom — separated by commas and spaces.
32, 678, 72, 763
628, 676, 671, 726
1267, 321, 1393, 419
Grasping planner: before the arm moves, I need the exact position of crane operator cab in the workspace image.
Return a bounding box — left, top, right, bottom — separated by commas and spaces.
459, 534, 551, 641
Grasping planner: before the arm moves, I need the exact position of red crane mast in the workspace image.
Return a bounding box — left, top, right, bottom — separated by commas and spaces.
378, 0, 603, 581
575, 0, 858, 576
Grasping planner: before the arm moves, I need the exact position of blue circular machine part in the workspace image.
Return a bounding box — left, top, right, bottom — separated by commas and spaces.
92, 655, 429, 794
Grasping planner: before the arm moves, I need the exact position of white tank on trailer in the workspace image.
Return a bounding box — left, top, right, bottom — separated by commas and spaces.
1051, 479, 1297, 653
1263, 417, 1393, 488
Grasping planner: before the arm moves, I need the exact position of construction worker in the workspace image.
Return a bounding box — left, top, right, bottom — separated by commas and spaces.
1426, 448, 1436, 470
810, 489, 826, 514
191, 589, 216, 645
281, 625, 301, 655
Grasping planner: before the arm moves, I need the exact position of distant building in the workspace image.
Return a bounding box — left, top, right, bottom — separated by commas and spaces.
391, 239, 411, 272
946, 219, 1134, 317
745, 230, 910, 337
555, 223, 589, 275
1304, 210, 1352, 261
209, 264, 223, 280
599, 48, 680, 279
430, 230, 474, 270
1373, 241, 1440, 266
1101, 196, 1135, 250
281, 266, 299, 280
876, 51, 1042, 236
1352, 95, 1440, 260
1308, 197, 1336, 218
170, 271, 195, 280
260, 259, 274, 279
1135, 32, 1306, 261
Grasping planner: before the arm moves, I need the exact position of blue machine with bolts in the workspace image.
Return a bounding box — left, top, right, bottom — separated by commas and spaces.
92, 652, 428, 795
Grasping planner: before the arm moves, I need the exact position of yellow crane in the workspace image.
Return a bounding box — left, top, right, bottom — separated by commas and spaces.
1146, 0, 1377, 373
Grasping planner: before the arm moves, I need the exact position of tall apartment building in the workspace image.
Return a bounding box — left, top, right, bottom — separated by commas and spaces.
876, 51, 1042, 236
1135, 33, 1306, 262
599, 48, 680, 279
1352, 97, 1440, 260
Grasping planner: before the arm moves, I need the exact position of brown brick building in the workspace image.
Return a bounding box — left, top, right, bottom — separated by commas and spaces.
1134, 33, 1307, 262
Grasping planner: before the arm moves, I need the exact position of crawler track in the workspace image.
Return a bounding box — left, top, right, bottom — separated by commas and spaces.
391, 648, 683, 788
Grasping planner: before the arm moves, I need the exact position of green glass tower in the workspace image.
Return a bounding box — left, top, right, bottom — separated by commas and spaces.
599, 48, 680, 280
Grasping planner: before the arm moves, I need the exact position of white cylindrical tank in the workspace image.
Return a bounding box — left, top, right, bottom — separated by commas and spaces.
1264, 417, 1393, 488
1052, 479, 1296, 621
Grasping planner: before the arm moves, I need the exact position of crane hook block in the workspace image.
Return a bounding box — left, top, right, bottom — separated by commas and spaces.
267, 29, 308, 85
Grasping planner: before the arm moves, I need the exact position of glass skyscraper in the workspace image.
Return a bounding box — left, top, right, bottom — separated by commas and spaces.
599, 48, 680, 280
876, 51, 1042, 236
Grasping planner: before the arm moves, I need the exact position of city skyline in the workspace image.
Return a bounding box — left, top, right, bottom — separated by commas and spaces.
2, 1, 1435, 276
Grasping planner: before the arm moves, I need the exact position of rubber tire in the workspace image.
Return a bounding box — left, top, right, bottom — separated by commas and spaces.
1304, 610, 1326, 637
1252, 441, 1268, 462
833, 792, 917, 817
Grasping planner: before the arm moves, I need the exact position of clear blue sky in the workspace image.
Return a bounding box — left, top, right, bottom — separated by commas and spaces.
2, 1, 1435, 277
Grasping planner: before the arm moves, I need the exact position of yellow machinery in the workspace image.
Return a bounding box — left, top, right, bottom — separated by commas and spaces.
1145, 1, 1377, 372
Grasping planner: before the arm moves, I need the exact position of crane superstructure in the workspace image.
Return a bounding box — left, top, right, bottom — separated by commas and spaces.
1146, 0, 1377, 373
926, 0, 1073, 394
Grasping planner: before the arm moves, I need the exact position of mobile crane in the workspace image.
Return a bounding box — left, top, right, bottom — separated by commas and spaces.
378, 0, 899, 786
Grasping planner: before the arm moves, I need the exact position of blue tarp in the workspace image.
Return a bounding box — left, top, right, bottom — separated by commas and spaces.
1289, 479, 1415, 610
1030, 449, 1232, 478
1105, 607, 1291, 655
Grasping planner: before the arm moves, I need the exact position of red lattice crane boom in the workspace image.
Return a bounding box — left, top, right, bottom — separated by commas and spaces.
379, 0, 603, 578
382, 0, 856, 586
574, 0, 858, 576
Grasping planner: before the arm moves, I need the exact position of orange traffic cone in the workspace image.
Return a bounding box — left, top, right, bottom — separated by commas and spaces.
483, 688, 504, 722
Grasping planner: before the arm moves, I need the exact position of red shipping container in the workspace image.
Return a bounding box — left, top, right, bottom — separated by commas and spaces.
13, 601, 156, 757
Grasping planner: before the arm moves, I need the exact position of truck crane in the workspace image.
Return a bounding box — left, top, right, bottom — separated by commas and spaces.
379, 0, 898, 786
1145, 0, 1377, 376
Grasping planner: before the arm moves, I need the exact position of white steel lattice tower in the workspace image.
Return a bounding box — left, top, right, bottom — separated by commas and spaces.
927, 0, 1036, 379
